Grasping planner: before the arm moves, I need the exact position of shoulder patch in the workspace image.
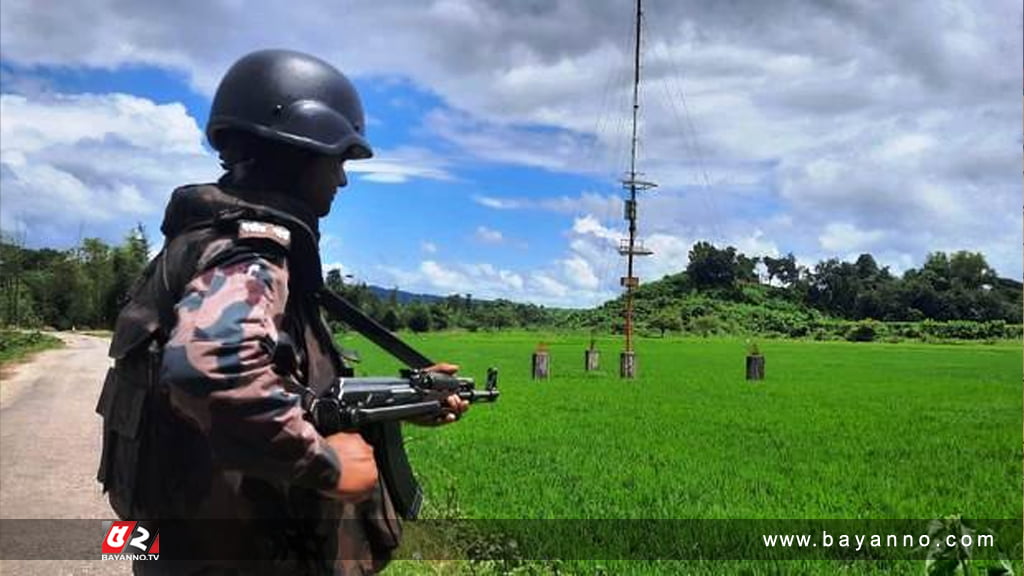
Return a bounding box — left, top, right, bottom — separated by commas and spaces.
237, 220, 292, 249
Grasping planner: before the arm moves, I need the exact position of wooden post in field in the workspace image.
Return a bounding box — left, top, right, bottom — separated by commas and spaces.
746, 355, 765, 380
619, 351, 636, 378
532, 343, 550, 380
584, 335, 599, 372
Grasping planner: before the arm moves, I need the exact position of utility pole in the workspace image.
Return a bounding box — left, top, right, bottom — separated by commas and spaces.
619, 0, 656, 379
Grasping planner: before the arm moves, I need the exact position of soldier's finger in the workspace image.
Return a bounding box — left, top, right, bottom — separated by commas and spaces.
446, 395, 461, 411
427, 363, 460, 374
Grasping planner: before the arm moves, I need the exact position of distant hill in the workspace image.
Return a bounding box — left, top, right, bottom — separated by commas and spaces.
366, 285, 448, 305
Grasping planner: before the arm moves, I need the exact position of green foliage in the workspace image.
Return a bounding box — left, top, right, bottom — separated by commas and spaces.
686, 241, 744, 291
577, 243, 1019, 344
649, 308, 682, 337
321, 274, 572, 334
846, 320, 878, 342
406, 303, 432, 333
5, 227, 1019, 344
0, 330, 63, 365
0, 226, 150, 330
746, 340, 761, 356
688, 315, 721, 337
381, 307, 403, 331
925, 516, 1016, 576
429, 304, 451, 331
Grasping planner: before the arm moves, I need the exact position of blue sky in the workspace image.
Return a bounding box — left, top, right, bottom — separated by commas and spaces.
2, 1, 1021, 307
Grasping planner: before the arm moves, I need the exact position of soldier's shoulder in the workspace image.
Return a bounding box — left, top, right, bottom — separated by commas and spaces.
192, 220, 293, 274
235, 219, 292, 250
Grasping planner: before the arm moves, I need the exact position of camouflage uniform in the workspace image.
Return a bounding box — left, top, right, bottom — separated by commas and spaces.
97, 181, 399, 575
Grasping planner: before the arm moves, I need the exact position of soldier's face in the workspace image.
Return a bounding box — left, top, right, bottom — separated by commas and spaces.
298, 154, 347, 217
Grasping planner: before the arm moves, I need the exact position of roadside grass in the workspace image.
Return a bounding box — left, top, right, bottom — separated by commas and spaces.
0, 330, 64, 367
336, 332, 1022, 575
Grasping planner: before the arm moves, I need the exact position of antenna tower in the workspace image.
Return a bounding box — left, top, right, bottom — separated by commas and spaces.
619, 0, 657, 379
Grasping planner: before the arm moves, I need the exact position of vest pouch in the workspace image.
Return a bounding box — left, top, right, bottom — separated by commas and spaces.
97, 340, 212, 520
95, 343, 157, 519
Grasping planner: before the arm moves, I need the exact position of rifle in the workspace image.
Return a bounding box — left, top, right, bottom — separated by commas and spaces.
312, 287, 500, 520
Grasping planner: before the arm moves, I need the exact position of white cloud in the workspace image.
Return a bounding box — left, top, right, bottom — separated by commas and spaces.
529, 273, 569, 299
421, 241, 438, 254
732, 229, 779, 261
0, 0, 1019, 278
420, 260, 467, 289
474, 191, 622, 219
0, 92, 217, 246
473, 195, 522, 210
373, 259, 527, 301
571, 214, 620, 242
474, 225, 504, 244
320, 233, 342, 253
819, 223, 887, 253
359, 173, 408, 184
561, 255, 599, 290
1, 93, 203, 155
347, 146, 454, 184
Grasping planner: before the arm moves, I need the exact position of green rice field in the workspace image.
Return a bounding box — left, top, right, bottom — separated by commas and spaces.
338, 332, 1022, 574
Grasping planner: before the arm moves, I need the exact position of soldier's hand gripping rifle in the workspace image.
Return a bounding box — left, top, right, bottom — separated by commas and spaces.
311, 287, 499, 520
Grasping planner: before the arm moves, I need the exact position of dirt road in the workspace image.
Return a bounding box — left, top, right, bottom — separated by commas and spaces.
0, 333, 130, 575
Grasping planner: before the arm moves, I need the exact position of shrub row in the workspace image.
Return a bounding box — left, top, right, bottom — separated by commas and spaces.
631, 315, 1020, 343
0, 330, 63, 364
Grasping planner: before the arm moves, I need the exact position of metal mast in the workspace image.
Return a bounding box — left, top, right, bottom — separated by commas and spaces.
619, 0, 656, 379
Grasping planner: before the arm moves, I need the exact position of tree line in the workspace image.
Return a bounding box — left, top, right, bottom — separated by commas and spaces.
680, 241, 1018, 323
1, 227, 150, 330
0, 229, 564, 332
579, 241, 1019, 339
1, 231, 1017, 335
325, 269, 564, 333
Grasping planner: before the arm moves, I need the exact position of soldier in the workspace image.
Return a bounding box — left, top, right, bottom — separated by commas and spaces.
96, 49, 467, 574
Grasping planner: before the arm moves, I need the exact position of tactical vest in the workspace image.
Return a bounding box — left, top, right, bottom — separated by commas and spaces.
95, 183, 343, 520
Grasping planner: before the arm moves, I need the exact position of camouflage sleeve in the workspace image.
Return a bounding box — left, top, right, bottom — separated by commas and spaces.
160, 238, 340, 492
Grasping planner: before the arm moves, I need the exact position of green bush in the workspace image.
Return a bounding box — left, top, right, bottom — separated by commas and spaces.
0, 330, 62, 364
846, 321, 877, 342
688, 315, 721, 337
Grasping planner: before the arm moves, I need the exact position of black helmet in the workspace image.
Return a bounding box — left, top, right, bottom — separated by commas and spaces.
206, 49, 372, 159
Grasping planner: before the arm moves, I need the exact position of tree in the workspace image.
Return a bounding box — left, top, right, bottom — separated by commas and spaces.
807, 258, 859, 317
686, 241, 739, 291
445, 293, 463, 312
406, 303, 431, 333
762, 253, 801, 288
325, 269, 345, 292
921, 252, 952, 291
650, 308, 682, 337
380, 306, 402, 332
762, 255, 783, 286
104, 226, 151, 323
948, 251, 996, 290
736, 254, 759, 284
429, 303, 450, 331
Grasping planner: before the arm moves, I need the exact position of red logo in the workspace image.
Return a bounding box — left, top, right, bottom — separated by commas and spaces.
102, 521, 159, 557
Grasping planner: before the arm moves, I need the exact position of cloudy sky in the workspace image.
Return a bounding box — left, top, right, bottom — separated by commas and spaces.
1, 0, 1021, 307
